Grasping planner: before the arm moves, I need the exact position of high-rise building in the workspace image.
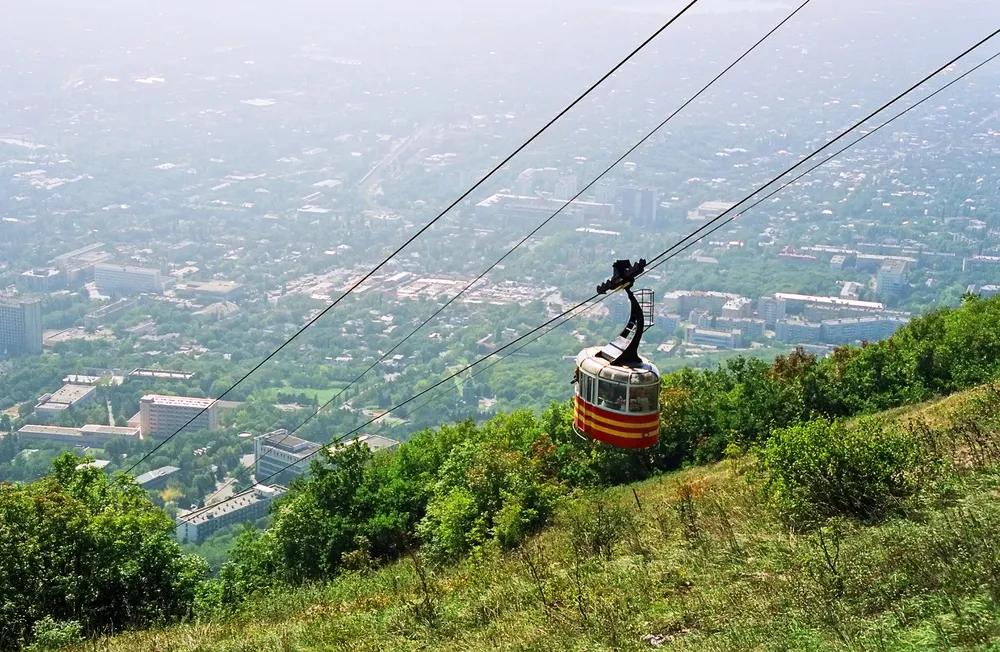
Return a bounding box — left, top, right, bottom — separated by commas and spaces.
757, 296, 786, 327
0, 298, 42, 356
139, 394, 218, 439
617, 186, 658, 225
553, 174, 578, 200
94, 263, 163, 296
876, 260, 909, 298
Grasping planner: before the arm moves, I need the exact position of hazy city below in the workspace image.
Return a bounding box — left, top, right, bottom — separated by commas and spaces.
0, 0, 998, 543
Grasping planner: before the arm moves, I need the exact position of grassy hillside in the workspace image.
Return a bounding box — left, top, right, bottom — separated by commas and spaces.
89, 386, 1000, 651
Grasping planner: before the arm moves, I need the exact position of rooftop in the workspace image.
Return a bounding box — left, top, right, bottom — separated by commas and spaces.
773, 293, 884, 310
129, 368, 196, 380
179, 485, 285, 525
177, 280, 243, 294
348, 434, 400, 452
95, 263, 160, 275
140, 394, 215, 409
134, 465, 181, 486
44, 384, 96, 405
257, 429, 321, 455
18, 424, 81, 437
79, 424, 140, 436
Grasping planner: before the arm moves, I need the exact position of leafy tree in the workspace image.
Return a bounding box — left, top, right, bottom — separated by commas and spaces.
0, 453, 206, 650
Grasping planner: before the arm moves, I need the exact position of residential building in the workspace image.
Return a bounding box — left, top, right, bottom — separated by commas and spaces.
343, 433, 400, 453
688, 309, 713, 329
876, 260, 909, 298
685, 326, 741, 349
52, 243, 112, 286
962, 255, 1000, 280
773, 293, 884, 313
139, 394, 218, 439
819, 317, 909, 345
757, 295, 786, 327
83, 298, 136, 328
134, 465, 181, 490
662, 290, 742, 315
553, 174, 578, 200
175, 485, 285, 543
721, 297, 753, 319
659, 313, 681, 333
128, 368, 196, 382
716, 318, 766, 343
775, 318, 822, 344
94, 263, 163, 295
0, 298, 42, 355
978, 285, 1000, 298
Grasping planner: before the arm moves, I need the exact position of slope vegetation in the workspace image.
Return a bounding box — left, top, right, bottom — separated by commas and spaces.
92, 385, 1000, 651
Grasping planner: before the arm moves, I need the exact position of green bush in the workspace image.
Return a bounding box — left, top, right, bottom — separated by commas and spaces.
25, 617, 82, 652
760, 417, 927, 528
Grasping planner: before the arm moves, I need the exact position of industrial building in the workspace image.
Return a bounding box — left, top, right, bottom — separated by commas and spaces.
687, 200, 736, 221
34, 384, 97, 419
475, 193, 612, 225
175, 280, 245, 302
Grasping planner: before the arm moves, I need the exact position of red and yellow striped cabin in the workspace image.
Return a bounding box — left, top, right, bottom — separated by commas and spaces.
573, 346, 660, 449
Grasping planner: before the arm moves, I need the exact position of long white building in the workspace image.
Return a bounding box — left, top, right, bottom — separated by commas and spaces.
94, 263, 163, 295
175, 485, 285, 543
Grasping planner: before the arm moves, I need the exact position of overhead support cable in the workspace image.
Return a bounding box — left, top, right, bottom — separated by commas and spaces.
250, 0, 813, 462
185, 29, 999, 521
126, 0, 701, 474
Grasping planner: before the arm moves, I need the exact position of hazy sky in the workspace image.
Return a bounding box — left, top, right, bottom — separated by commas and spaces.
1, 0, 997, 216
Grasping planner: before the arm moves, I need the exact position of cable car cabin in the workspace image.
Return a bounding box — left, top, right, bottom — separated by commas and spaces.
572, 258, 660, 449
573, 346, 660, 448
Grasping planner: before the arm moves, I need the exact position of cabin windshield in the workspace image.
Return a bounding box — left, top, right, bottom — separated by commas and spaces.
597, 379, 627, 411
628, 383, 658, 413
